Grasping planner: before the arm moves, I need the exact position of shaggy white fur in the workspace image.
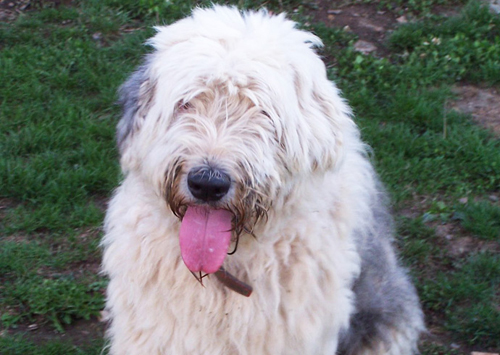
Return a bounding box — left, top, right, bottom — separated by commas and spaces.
102, 6, 424, 355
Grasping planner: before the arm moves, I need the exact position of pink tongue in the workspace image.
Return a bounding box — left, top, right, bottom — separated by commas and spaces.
179, 206, 233, 274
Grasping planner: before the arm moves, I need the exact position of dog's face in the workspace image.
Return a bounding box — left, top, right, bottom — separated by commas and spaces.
116, 7, 352, 275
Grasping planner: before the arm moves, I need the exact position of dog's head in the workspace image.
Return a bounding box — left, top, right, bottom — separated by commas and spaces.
116, 6, 354, 276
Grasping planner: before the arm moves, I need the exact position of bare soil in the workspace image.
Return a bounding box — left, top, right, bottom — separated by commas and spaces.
313, 0, 398, 56
451, 85, 500, 137
0, 0, 73, 21
10, 317, 105, 346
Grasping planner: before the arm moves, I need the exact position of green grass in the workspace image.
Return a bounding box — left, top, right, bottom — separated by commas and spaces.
0, 231, 104, 331
419, 252, 500, 348
457, 201, 500, 240
421, 343, 462, 355
0, 334, 105, 355
0, 2, 148, 234
372, 0, 469, 16
0, 0, 138, 348
398, 215, 500, 350
1, 0, 499, 353
318, 2, 500, 202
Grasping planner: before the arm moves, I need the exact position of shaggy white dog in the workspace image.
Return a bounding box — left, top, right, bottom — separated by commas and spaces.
102, 6, 424, 355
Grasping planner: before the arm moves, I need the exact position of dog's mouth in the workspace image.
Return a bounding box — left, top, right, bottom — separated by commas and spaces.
179, 206, 232, 274
179, 205, 253, 297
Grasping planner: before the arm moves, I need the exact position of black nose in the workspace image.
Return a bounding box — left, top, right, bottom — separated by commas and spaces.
187, 167, 231, 202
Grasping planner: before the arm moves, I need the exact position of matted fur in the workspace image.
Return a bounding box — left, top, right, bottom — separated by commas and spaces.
102, 6, 424, 354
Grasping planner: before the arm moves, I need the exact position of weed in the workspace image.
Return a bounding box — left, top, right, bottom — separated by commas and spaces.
388, 2, 500, 84
316, 3, 500, 202
0, 334, 106, 355
375, 0, 469, 16
2, 276, 105, 332
420, 342, 461, 355
419, 252, 500, 348
456, 201, 500, 240
99, 0, 310, 22
397, 216, 437, 267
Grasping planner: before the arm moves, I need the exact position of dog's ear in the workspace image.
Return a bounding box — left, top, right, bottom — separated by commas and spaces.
309, 79, 355, 172
284, 63, 355, 174
116, 59, 156, 156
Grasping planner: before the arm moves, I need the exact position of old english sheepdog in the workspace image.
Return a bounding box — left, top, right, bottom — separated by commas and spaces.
101, 5, 424, 355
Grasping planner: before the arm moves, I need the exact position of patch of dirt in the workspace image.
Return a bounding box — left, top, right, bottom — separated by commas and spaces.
451, 85, 500, 136
399, 194, 500, 257
0, 0, 28, 21
432, 5, 461, 17
93, 195, 109, 212
0, 0, 73, 22
36, 258, 102, 280
6, 317, 105, 347
312, 0, 398, 56
433, 221, 500, 257
0, 197, 18, 221
38, 227, 103, 279
448, 236, 499, 257
2, 234, 32, 244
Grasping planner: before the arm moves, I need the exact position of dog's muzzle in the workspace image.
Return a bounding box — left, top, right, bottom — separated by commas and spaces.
187, 166, 231, 202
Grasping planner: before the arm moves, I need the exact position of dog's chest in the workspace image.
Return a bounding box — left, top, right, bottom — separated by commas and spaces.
149, 235, 358, 354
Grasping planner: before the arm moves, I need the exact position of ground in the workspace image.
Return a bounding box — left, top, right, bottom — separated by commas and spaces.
0, 0, 499, 354
312, 0, 500, 138
451, 85, 500, 136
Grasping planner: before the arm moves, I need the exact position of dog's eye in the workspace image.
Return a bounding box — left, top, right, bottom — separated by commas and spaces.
177, 101, 193, 112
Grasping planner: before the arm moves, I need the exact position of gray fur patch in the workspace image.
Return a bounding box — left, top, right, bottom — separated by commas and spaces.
116, 56, 154, 154
338, 187, 424, 354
